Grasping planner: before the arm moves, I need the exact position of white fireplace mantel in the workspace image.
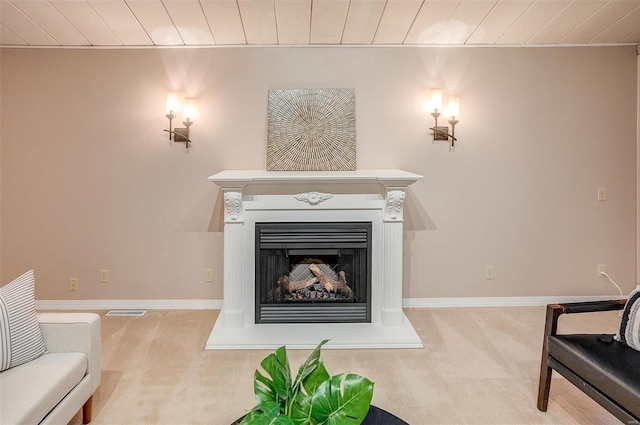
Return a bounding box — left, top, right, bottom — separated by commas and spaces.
206, 169, 423, 350
207, 169, 423, 188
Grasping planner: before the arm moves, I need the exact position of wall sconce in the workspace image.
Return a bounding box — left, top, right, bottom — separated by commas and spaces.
429, 88, 460, 151
164, 91, 194, 150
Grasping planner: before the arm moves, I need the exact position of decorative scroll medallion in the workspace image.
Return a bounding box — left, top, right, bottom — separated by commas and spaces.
267, 88, 356, 171
294, 191, 333, 205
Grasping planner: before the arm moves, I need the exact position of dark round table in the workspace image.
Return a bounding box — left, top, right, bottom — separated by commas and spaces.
231, 405, 408, 424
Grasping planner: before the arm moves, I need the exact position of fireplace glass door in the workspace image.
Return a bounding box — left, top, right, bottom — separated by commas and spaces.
255, 222, 372, 324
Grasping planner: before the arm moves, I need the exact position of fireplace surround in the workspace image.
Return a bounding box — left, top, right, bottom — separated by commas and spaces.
206, 169, 423, 349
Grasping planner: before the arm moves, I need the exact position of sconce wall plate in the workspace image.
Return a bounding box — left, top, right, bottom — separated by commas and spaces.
433, 126, 449, 141
173, 128, 190, 143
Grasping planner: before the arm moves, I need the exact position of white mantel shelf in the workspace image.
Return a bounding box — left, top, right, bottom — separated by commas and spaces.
205, 168, 424, 350
207, 169, 422, 188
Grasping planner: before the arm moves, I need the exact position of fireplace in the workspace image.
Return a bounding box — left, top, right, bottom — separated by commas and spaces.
205, 169, 423, 350
255, 222, 372, 324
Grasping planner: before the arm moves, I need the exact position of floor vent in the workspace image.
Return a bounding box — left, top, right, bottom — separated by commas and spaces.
106, 309, 147, 317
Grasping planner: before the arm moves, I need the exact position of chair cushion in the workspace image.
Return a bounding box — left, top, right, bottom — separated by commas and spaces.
0, 270, 47, 371
0, 352, 87, 425
616, 287, 640, 351
549, 334, 640, 418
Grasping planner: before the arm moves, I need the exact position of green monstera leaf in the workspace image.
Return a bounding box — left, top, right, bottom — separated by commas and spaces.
292, 340, 328, 389
254, 345, 293, 408
310, 374, 374, 425
289, 361, 330, 424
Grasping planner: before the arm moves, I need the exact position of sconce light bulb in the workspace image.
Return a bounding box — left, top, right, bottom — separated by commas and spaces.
183, 97, 196, 120
430, 88, 443, 110
448, 95, 460, 118
166, 91, 180, 113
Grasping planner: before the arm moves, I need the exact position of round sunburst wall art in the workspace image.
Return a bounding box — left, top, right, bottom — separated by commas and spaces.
267, 88, 356, 171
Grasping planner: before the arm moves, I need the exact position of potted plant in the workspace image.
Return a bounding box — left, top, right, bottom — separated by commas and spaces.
238, 340, 374, 425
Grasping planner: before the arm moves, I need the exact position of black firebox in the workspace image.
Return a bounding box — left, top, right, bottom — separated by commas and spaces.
255, 222, 372, 324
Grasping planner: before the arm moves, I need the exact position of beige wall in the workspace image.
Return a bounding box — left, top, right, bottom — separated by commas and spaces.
0, 46, 637, 301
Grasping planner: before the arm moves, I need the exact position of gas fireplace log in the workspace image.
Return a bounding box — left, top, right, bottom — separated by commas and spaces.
278, 275, 319, 293
309, 264, 353, 297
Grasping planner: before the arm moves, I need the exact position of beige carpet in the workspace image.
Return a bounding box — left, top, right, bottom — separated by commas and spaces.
64, 307, 622, 425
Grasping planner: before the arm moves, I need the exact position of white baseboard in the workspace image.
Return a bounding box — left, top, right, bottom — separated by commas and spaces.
36, 299, 224, 310
402, 295, 625, 309
36, 295, 625, 311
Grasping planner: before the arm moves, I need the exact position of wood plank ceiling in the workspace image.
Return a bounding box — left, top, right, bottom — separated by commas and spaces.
1, 0, 639, 47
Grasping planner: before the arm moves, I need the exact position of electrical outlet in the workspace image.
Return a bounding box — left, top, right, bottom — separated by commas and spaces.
485, 266, 495, 280
99, 269, 109, 283
69, 278, 79, 291
597, 188, 607, 201
598, 264, 606, 277
204, 269, 214, 282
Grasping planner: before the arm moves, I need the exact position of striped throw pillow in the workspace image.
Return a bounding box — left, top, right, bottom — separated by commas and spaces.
616, 287, 640, 352
0, 270, 47, 371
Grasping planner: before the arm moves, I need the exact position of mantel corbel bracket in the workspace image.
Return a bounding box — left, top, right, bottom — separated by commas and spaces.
222, 189, 244, 223
384, 188, 406, 222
